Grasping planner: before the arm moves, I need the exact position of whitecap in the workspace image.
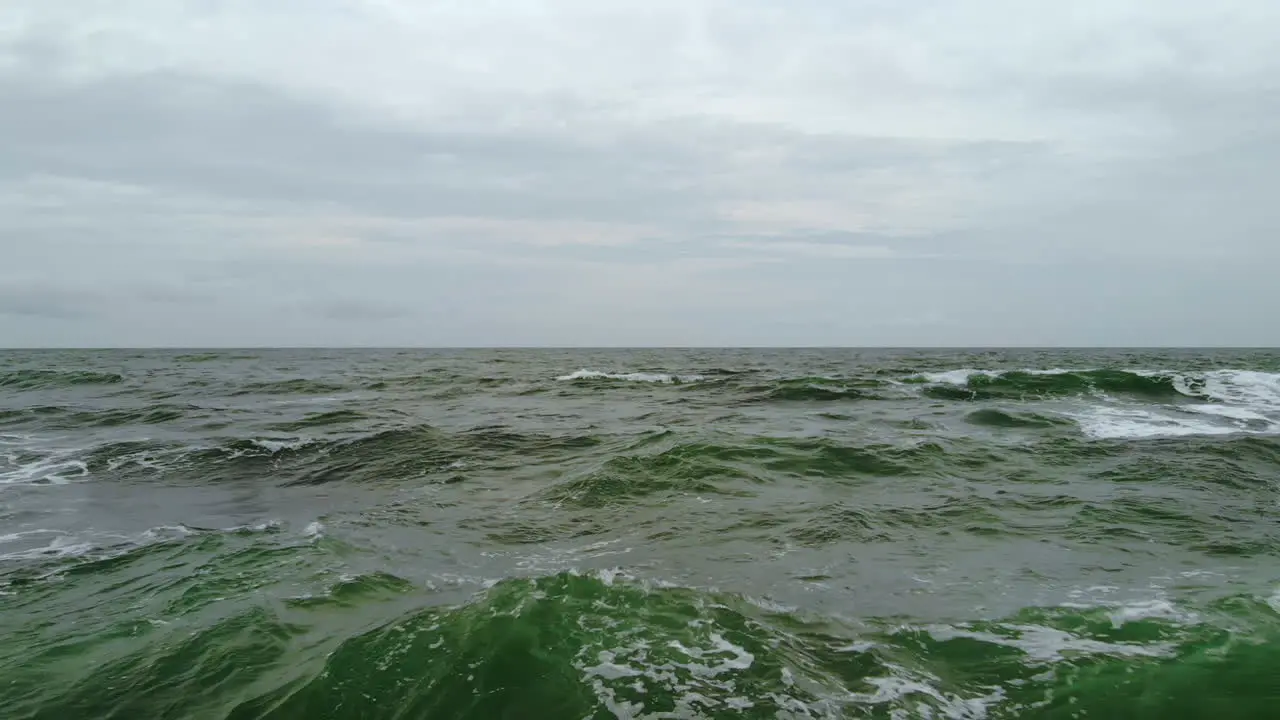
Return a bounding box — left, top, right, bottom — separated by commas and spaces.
917, 369, 993, 385
250, 437, 313, 453
1068, 405, 1245, 440
1182, 404, 1272, 422
0, 447, 91, 486
1107, 599, 1198, 628
926, 622, 1174, 663
556, 369, 704, 384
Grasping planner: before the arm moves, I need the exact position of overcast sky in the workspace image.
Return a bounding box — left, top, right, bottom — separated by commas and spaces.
2, 1, 1278, 347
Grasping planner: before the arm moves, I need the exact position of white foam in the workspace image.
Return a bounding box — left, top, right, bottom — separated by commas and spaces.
920, 368, 1078, 384
1, 447, 90, 486
556, 369, 704, 384
926, 623, 1174, 663
745, 596, 799, 614
0, 532, 101, 562
917, 367, 1280, 439
919, 369, 993, 385
1182, 404, 1272, 422
1195, 370, 1280, 408
851, 674, 1003, 719
583, 651, 644, 680
1107, 599, 1198, 628
1070, 405, 1244, 440
250, 437, 313, 453
1087, 369, 1280, 439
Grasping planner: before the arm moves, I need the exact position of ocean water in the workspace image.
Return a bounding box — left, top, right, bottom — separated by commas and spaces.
1, 348, 1278, 719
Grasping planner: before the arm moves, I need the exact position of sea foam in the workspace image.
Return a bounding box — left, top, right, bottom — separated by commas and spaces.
556, 369, 705, 384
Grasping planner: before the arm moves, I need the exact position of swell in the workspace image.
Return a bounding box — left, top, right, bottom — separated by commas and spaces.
268, 410, 369, 431
232, 379, 348, 395
530, 437, 1000, 512
920, 369, 1190, 401
4, 555, 1279, 718
965, 408, 1072, 429
227, 572, 850, 719
0, 404, 196, 430
82, 424, 606, 487
744, 377, 886, 403
0, 522, 343, 720
216, 574, 1280, 719
0, 370, 125, 390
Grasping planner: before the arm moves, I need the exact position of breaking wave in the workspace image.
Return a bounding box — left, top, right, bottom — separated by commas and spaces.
556, 369, 705, 384
914, 368, 1280, 440
10, 566, 1267, 720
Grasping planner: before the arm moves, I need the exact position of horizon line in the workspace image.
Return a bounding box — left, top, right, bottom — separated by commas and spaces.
1, 345, 1276, 351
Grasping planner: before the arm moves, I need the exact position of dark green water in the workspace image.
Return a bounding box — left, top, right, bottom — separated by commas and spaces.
2, 348, 1278, 719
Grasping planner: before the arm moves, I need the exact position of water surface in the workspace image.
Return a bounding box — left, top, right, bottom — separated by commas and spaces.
2, 348, 1278, 718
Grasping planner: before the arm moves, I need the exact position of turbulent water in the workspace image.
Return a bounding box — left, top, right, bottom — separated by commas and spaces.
2, 348, 1279, 719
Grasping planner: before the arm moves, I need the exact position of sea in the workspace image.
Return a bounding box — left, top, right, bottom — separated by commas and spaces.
1, 348, 1278, 719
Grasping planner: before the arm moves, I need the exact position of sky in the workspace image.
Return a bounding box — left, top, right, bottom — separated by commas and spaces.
2, 1, 1279, 347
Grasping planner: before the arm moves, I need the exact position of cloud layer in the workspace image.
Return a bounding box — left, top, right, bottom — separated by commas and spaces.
3, 1, 1279, 346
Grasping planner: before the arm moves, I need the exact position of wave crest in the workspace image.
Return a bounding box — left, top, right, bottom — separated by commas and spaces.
556, 369, 704, 384
0, 370, 124, 390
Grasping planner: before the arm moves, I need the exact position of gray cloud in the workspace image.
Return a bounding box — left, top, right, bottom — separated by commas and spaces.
1, 2, 1278, 346
0, 285, 99, 320
0, 65, 1049, 235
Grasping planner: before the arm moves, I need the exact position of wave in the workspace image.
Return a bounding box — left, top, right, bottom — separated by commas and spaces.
214, 573, 1280, 719
965, 408, 1071, 429
0, 404, 194, 430
227, 571, 859, 719
748, 378, 883, 403
530, 438, 994, 513
916, 368, 1280, 405
556, 369, 704, 384
916, 368, 1188, 401
0, 437, 90, 486
0, 370, 125, 390
913, 368, 1280, 440
232, 379, 348, 395
268, 410, 368, 431
5, 532, 1278, 719
174, 352, 259, 362
76, 424, 607, 487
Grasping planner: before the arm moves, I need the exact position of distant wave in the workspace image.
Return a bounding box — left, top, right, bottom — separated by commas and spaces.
965, 408, 1071, 429
913, 368, 1187, 400
914, 368, 1280, 440
747, 377, 885, 402
232, 379, 348, 395
0, 404, 194, 430
0, 370, 124, 390
2, 424, 608, 489
556, 369, 705, 384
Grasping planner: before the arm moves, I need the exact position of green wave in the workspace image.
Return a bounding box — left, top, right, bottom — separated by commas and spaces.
9, 568, 1262, 720
267, 410, 369, 431
84, 425, 606, 486
248, 574, 1280, 719
230, 572, 850, 719
0, 370, 125, 390
4, 534, 1279, 720
965, 408, 1072, 429
923, 370, 1191, 401
748, 378, 884, 402
232, 379, 348, 395
0, 404, 194, 430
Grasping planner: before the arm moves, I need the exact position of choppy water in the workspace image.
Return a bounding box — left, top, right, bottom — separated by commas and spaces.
2, 348, 1279, 719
